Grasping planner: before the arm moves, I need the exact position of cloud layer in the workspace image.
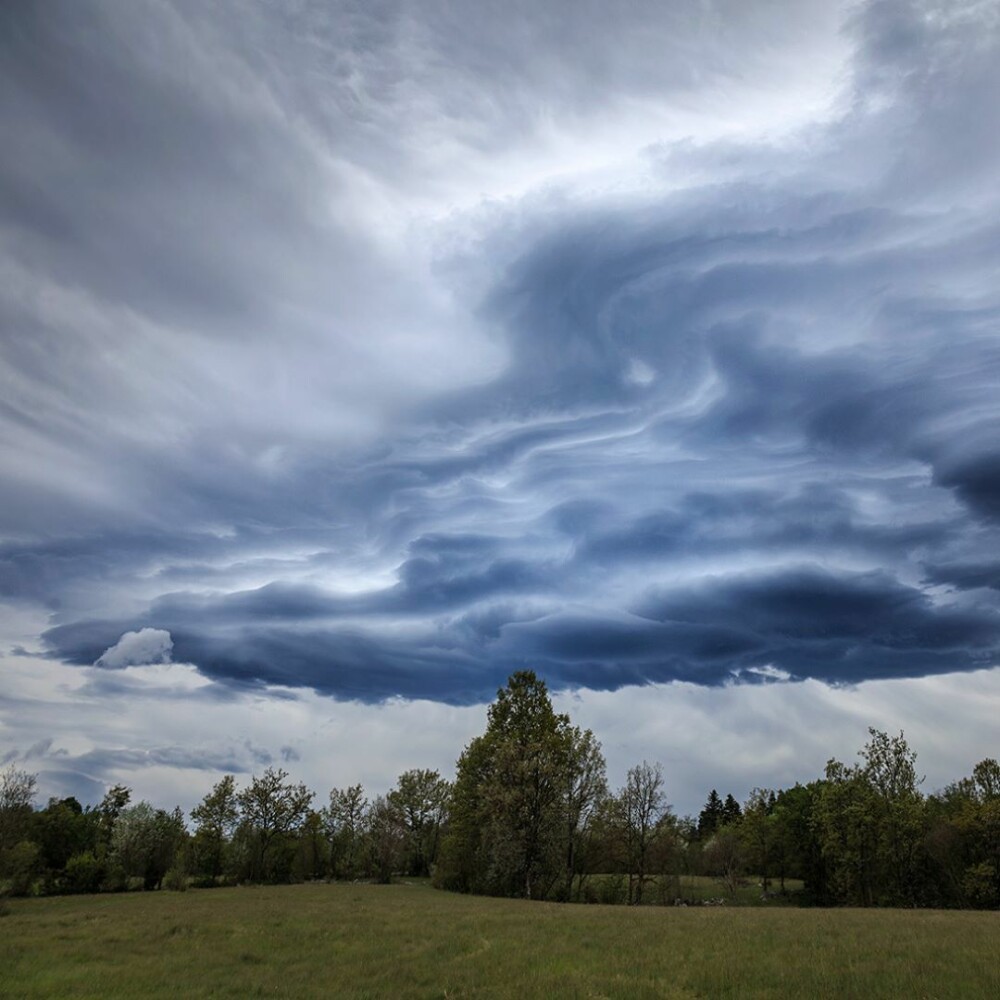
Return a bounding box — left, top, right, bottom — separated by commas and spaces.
2, 1, 1000, 800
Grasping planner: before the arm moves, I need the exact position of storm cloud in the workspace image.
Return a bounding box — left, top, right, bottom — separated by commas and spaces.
3, 1, 1000, 804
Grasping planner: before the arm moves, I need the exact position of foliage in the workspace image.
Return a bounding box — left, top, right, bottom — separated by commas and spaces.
698, 790, 724, 839
610, 761, 671, 904
0, 766, 38, 852
388, 769, 450, 878
814, 729, 925, 906
110, 802, 186, 891
236, 768, 314, 883
1, 704, 998, 911
63, 851, 103, 894
190, 775, 239, 881
739, 788, 776, 890
324, 783, 368, 880
436, 671, 606, 900
0, 840, 40, 896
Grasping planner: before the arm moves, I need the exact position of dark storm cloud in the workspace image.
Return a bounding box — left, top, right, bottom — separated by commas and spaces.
924, 561, 1000, 593
635, 566, 1000, 679
5, 0, 1000, 710
577, 486, 949, 567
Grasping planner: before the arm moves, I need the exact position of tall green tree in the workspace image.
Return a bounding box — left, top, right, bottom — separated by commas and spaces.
722, 794, 742, 827
814, 729, 925, 906
365, 795, 405, 883
237, 768, 314, 882
560, 726, 607, 901
190, 775, 239, 881
614, 760, 670, 905
437, 671, 603, 900
697, 790, 723, 839
387, 769, 450, 877
33, 797, 94, 877
740, 788, 777, 890
324, 784, 368, 880
109, 802, 186, 890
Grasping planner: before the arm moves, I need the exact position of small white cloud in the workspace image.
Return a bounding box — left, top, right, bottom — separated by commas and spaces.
624, 357, 656, 386
95, 628, 173, 669
745, 665, 793, 683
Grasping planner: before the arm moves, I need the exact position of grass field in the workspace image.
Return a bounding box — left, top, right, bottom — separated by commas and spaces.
2, 881, 998, 998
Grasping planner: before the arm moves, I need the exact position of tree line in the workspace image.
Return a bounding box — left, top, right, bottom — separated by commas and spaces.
1, 671, 998, 909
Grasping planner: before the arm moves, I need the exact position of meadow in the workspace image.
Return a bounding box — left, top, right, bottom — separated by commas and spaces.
2, 881, 999, 999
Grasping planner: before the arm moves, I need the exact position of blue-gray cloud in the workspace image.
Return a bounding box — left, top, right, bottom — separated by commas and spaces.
4, 0, 1000, 713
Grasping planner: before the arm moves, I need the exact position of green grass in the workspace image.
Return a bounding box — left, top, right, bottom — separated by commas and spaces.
577, 873, 805, 906
2, 881, 998, 998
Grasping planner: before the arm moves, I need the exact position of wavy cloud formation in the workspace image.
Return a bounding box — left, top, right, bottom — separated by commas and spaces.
3, 0, 1000, 718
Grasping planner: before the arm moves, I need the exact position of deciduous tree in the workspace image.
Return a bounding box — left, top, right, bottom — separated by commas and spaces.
190, 775, 239, 881
237, 768, 313, 882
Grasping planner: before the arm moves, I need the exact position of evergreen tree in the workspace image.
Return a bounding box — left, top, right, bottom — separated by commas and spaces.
697, 790, 723, 838
722, 793, 742, 826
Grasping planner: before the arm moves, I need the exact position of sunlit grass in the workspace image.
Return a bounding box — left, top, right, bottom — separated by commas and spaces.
2, 881, 998, 998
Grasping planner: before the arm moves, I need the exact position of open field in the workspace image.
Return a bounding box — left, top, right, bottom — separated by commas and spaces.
2, 881, 999, 999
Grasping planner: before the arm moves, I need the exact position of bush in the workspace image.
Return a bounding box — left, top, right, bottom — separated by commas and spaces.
101, 864, 129, 893
163, 867, 188, 892
64, 852, 103, 894
962, 863, 999, 909
0, 841, 41, 897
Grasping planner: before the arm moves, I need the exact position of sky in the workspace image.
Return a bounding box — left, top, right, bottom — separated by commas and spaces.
2, 0, 1000, 818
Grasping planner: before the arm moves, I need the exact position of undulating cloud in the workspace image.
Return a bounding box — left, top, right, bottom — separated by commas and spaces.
2, 0, 999, 803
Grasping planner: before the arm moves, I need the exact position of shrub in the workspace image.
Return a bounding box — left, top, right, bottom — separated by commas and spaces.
962, 863, 999, 909
163, 867, 188, 892
64, 851, 103, 894
101, 864, 129, 893
0, 840, 41, 897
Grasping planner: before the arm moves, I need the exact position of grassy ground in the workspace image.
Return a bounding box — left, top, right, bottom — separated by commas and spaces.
2, 881, 998, 998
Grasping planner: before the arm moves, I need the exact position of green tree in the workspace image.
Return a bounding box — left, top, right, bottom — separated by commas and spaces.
928, 758, 1000, 908
0, 765, 37, 851
190, 775, 240, 882
96, 784, 131, 852
560, 726, 607, 901
814, 729, 925, 906
770, 783, 825, 898
703, 824, 746, 896
109, 802, 186, 890
722, 793, 742, 827
324, 784, 368, 880
365, 795, 405, 883
237, 768, 314, 882
863, 728, 925, 904
387, 769, 450, 877
697, 790, 723, 839
295, 809, 329, 881
0, 766, 41, 896
436, 671, 600, 900
33, 797, 97, 889
740, 788, 777, 891
613, 761, 669, 905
